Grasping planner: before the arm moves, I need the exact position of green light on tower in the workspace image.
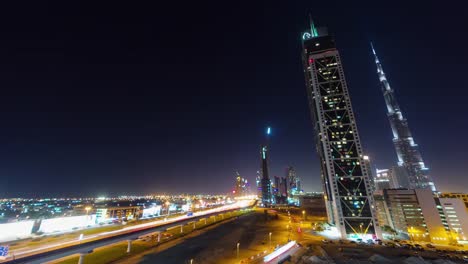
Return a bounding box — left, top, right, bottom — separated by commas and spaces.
310, 20, 318, 37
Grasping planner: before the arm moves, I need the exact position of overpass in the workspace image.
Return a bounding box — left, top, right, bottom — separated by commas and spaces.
3, 201, 255, 264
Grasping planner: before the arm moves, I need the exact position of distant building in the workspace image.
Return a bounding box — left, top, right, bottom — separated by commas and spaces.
273, 176, 288, 204
296, 193, 326, 215
256, 170, 262, 197
389, 166, 410, 189
260, 144, 273, 206
286, 166, 301, 195
375, 169, 391, 191
234, 172, 249, 197
273, 176, 280, 197
95, 205, 142, 223
142, 205, 162, 218
279, 177, 288, 198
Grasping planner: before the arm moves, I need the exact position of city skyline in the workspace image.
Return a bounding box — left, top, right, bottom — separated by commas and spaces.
0, 1, 467, 197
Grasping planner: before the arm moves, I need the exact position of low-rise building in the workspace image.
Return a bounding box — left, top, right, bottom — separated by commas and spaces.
95, 206, 142, 223
383, 189, 449, 243
437, 198, 468, 244
439, 193, 468, 211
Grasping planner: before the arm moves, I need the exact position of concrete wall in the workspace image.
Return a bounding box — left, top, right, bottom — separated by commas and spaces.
0, 220, 35, 242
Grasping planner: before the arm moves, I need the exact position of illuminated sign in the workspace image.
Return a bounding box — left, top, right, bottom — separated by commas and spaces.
302, 32, 312, 40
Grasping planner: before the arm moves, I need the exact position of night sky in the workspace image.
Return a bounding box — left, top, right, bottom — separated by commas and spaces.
0, 1, 467, 197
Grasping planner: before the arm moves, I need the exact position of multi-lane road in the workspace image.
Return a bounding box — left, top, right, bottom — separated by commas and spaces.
1, 200, 255, 264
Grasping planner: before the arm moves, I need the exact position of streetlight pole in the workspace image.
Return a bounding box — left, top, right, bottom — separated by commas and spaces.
165, 201, 171, 216
85, 206, 91, 220
236, 242, 240, 259
269, 232, 272, 249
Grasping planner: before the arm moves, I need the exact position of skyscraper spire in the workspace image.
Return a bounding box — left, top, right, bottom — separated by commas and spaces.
308, 15, 318, 37
371, 44, 436, 191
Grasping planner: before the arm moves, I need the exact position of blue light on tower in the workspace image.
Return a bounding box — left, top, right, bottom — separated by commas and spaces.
266, 127, 271, 135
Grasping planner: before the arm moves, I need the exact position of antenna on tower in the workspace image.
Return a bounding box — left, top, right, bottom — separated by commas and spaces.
370, 42, 376, 55
308, 14, 318, 37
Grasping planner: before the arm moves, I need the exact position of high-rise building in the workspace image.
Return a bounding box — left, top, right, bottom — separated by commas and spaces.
234, 172, 242, 196
302, 21, 380, 239
375, 169, 391, 191
389, 165, 410, 189
273, 176, 288, 204
373, 190, 392, 228
261, 127, 273, 206
280, 177, 288, 197
273, 176, 280, 197
363, 155, 376, 193
371, 45, 436, 191
286, 166, 301, 194
256, 170, 262, 197
234, 172, 248, 197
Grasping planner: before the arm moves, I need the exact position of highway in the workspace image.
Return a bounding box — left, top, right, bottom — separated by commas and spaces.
1, 200, 255, 264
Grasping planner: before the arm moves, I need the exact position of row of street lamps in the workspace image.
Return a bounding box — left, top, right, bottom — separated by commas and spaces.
189, 210, 307, 263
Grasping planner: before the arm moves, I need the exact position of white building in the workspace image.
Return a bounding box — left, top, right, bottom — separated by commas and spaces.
438, 198, 468, 243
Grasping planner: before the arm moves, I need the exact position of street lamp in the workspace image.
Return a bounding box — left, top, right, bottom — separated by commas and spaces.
236, 242, 240, 259
359, 223, 364, 239
190, 259, 193, 264
165, 201, 171, 216
269, 232, 272, 248
85, 206, 91, 215
302, 210, 306, 220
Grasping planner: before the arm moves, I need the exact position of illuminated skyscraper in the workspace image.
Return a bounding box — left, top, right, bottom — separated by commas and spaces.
261, 127, 273, 206
302, 21, 380, 239
371, 44, 436, 192
287, 166, 301, 194
256, 170, 262, 197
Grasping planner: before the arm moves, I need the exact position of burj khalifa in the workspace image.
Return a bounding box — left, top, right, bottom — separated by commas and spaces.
371, 44, 436, 191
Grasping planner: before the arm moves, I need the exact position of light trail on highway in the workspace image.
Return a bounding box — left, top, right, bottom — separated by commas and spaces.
1, 200, 254, 263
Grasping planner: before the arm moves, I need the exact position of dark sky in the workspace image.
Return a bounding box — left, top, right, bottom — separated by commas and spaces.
0, 1, 466, 197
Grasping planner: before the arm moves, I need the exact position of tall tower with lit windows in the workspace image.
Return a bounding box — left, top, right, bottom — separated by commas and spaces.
371, 44, 436, 192
260, 127, 273, 206
301, 21, 380, 239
